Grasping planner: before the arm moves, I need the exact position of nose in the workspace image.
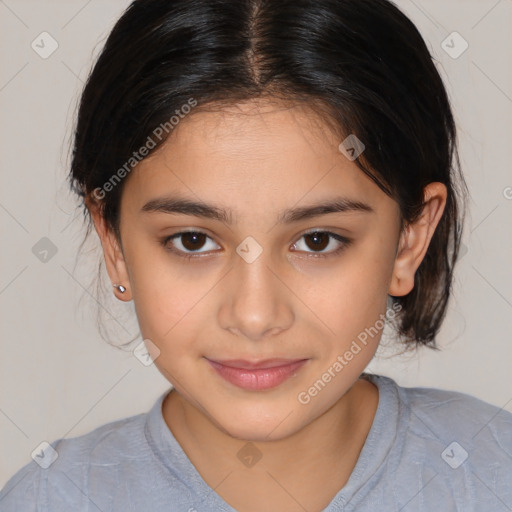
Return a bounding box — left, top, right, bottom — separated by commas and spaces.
217, 249, 294, 342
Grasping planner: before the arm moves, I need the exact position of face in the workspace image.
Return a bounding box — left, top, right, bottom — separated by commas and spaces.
99, 99, 409, 441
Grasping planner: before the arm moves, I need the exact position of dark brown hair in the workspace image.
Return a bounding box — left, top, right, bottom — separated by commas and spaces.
68, 0, 469, 350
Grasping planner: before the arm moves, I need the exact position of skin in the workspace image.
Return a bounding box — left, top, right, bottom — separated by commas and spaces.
86, 98, 447, 511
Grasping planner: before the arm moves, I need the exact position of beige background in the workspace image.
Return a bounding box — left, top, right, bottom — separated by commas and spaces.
1, 0, 511, 488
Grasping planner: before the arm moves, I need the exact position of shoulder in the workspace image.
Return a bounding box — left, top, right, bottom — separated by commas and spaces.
396, 379, 512, 455
53, 411, 150, 463
384, 376, 512, 507
0, 411, 149, 511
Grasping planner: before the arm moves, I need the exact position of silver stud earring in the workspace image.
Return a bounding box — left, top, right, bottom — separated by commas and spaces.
113, 283, 126, 293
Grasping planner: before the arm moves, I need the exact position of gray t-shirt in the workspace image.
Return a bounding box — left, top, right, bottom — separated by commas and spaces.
1, 373, 511, 511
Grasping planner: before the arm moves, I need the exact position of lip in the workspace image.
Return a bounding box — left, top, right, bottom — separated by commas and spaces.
206, 358, 309, 391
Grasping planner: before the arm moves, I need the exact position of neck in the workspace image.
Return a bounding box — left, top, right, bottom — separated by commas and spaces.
161, 377, 379, 511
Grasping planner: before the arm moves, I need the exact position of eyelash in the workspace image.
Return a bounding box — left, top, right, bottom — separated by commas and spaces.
160, 230, 352, 261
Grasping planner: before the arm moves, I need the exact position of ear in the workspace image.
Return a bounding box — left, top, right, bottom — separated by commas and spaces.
388, 182, 447, 297
85, 195, 132, 302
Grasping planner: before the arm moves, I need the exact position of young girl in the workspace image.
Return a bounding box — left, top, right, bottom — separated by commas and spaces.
1, 0, 510, 510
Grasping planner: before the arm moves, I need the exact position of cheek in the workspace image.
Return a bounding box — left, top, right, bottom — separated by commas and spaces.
311, 249, 391, 309
302, 246, 393, 349
128, 227, 395, 351
127, 247, 212, 343
134, 282, 207, 344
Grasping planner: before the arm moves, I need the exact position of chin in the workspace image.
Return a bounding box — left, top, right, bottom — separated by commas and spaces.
219, 421, 294, 443
209, 402, 304, 443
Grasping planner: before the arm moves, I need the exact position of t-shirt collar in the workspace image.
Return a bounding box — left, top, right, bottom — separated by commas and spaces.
144, 372, 401, 510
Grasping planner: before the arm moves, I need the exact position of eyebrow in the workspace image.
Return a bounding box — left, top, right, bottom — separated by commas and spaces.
140, 195, 375, 224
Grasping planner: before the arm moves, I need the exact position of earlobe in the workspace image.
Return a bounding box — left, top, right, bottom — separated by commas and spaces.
388, 182, 447, 297
85, 195, 132, 301
388, 223, 415, 297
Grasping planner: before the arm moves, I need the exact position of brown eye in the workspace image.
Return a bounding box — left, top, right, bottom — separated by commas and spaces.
292, 231, 352, 258
181, 232, 207, 251
161, 231, 220, 257
161, 229, 351, 261
303, 232, 330, 251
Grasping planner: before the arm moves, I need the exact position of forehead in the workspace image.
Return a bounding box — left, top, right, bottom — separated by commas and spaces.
121, 99, 389, 219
